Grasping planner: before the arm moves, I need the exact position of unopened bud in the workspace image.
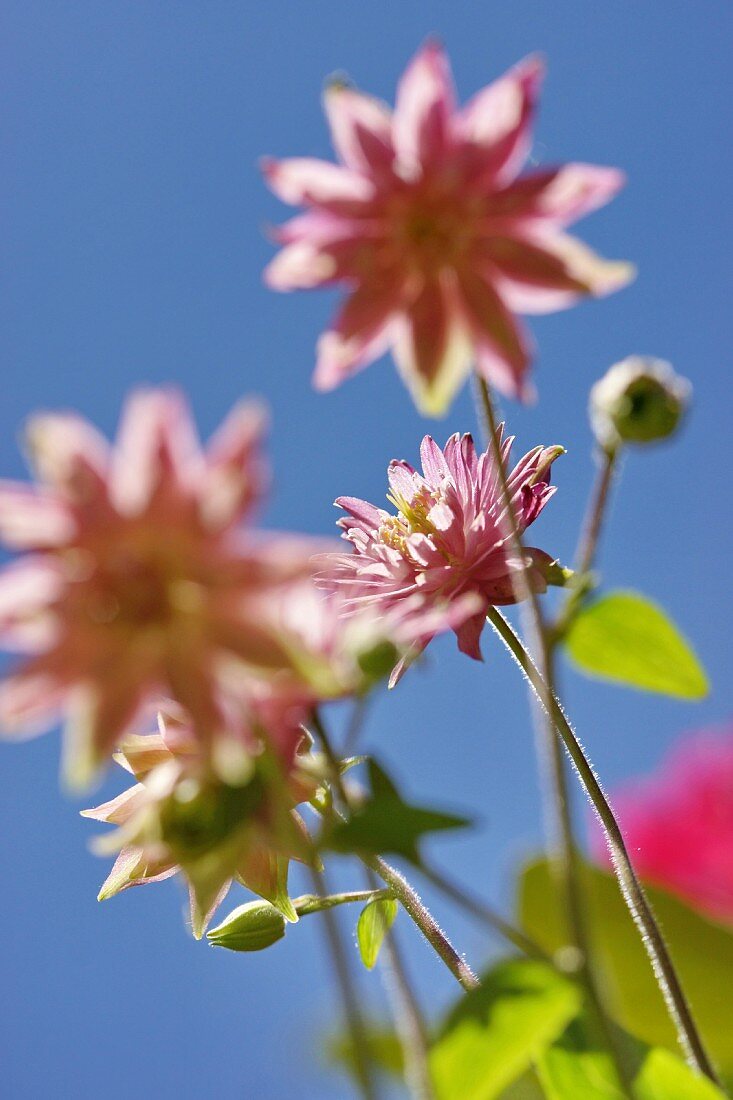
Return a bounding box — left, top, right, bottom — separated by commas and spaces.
207, 900, 287, 952
356, 639, 399, 684
590, 356, 690, 450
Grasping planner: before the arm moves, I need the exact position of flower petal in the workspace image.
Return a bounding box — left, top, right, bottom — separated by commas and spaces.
0, 557, 64, 651
455, 611, 486, 660
262, 156, 375, 213
0, 482, 75, 549
200, 399, 269, 529
393, 41, 456, 174
392, 278, 473, 417
456, 269, 533, 399
488, 164, 626, 225
323, 84, 395, 174
24, 412, 111, 509
458, 54, 545, 185
314, 281, 399, 390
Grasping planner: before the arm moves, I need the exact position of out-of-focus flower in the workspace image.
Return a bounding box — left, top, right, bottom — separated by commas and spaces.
82, 706, 319, 937
330, 429, 565, 664
0, 388, 319, 787
263, 41, 633, 415
590, 355, 691, 451
592, 726, 733, 925
271, 578, 482, 696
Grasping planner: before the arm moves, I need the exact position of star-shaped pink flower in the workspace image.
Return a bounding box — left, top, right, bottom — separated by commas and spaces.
263, 42, 633, 414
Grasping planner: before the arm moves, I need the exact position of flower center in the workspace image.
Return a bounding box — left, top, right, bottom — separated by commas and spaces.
386, 183, 479, 274
379, 484, 442, 555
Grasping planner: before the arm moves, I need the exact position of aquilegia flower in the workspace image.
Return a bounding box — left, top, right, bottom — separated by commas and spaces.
83, 705, 319, 937
593, 726, 733, 926
263, 41, 633, 414
0, 389, 318, 787
330, 429, 565, 664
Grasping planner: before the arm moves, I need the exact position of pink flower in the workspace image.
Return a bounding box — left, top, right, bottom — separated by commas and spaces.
82, 706, 318, 937
330, 429, 565, 664
0, 389, 318, 787
263, 42, 633, 414
593, 726, 733, 926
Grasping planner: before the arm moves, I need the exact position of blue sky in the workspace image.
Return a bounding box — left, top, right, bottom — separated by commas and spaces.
1, 2, 731, 1096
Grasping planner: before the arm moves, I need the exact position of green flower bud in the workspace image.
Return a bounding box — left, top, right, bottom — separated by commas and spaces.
590, 356, 690, 450
206, 900, 287, 952
356, 639, 400, 683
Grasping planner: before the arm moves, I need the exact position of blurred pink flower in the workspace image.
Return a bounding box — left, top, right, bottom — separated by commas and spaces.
593, 726, 733, 926
330, 429, 564, 665
82, 705, 318, 937
0, 389, 318, 787
263, 41, 633, 414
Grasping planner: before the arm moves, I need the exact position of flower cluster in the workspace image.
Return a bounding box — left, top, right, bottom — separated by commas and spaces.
264, 41, 633, 414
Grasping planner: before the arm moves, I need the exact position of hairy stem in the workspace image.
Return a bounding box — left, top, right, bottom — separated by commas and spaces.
310, 708, 479, 994
473, 374, 633, 1095
486, 605, 721, 1086
307, 864, 378, 1100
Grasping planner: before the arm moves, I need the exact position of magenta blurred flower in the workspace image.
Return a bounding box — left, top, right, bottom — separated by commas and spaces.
0, 389, 318, 787
263, 41, 633, 415
593, 726, 733, 926
330, 429, 565, 665
82, 706, 318, 937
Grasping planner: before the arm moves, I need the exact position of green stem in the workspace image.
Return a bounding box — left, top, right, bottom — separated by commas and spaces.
473, 374, 633, 1096
310, 708, 479, 994
486, 605, 722, 1088
294, 888, 393, 916
307, 864, 378, 1099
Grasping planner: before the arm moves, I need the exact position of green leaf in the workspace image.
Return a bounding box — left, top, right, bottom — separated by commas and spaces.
565, 590, 709, 699
324, 758, 471, 862
357, 897, 398, 970
326, 1024, 404, 1080
429, 959, 582, 1099
537, 1021, 726, 1100
518, 859, 733, 1073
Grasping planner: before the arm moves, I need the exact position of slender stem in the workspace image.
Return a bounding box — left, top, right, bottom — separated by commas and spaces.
418, 862, 551, 963
307, 864, 378, 1100
473, 374, 633, 1095
310, 708, 479, 994
554, 445, 619, 638
364, 867, 435, 1100
486, 605, 722, 1087
294, 889, 393, 916
364, 854, 479, 993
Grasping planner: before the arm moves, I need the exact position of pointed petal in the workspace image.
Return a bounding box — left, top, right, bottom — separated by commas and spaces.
455, 611, 486, 659
261, 156, 374, 212
334, 496, 382, 533
489, 164, 626, 225
458, 54, 545, 185
323, 84, 395, 174
393, 41, 456, 173
393, 279, 472, 417
110, 388, 203, 516
81, 783, 147, 825
0, 557, 64, 651
200, 399, 269, 529
263, 241, 342, 290
0, 482, 75, 549
456, 270, 533, 399
24, 412, 111, 509
419, 436, 450, 484
314, 281, 399, 390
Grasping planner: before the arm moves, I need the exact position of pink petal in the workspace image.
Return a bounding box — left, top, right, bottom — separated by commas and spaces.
0, 482, 75, 549
314, 281, 399, 390
262, 156, 375, 212
80, 783, 146, 825
334, 496, 382, 533
387, 459, 418, 500
0, 557, 64, 651
25, 412, 111, 509
489, 164, 626, 226
0, 667, 68, 739
457, 54, 545, 186
419, 436, 450, 485
392, 278, 472, 416
110, 388, 203, 516
200, 399, 269, 529
263, 241, 343, 290
323, 84, 395, 174
455, 611, 486, 660
456, 269, 533, 399
393, 41, 457, 174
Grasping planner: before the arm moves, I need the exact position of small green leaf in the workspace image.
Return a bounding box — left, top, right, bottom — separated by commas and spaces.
324, 758, 471, 862
357, 897, 398, 970
518, 859, 733, 1074
633, 1049, 727, 1099
429, 959, 582, 1099
565, 590, 709, 698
